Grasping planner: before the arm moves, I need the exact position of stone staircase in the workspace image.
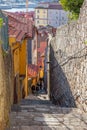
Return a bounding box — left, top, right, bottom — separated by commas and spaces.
8, 94, 87, 130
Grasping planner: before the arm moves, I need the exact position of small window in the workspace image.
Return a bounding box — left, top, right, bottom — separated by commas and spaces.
37, 15, 39, 18
43, 15, 46, 18
37, 10, 39, 13
38, 52, 40, 58
43, 10, 45, 13
37, 20, 39, 23
44, 21, 46, 24
37, 42, 40, 48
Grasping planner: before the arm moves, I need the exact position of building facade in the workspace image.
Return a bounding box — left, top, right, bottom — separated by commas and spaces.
35, 7, 48, 27
48, 8, 68, 27
35, 2, 68, 28
6, 11, 33, 103
32, 28, 38, 65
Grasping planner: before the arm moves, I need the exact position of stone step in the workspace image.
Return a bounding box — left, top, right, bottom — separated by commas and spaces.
10, 110, 87, 128
9, 125, 87, 130
9, 94, 87, 130
20, 99, 52, 105
11, 104, 83, 114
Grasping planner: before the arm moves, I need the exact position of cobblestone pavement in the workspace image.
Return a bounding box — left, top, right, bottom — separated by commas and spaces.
8, 94, 87, 130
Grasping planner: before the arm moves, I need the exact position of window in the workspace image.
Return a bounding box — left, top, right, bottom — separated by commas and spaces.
37, 20, 39, 23
43, 10, 45, 13
37, 10, 39, 13
37, 15, 39, 18
33, 39, 36, 50
44, 21, 47, 24
37, 42, 40, 48
38, 52, 40, 58
43, 15, 45, 18
62, 17, 64, 20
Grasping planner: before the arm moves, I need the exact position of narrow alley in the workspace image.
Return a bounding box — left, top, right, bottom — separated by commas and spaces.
0, 0, 87, 130
8, 93, 87, 130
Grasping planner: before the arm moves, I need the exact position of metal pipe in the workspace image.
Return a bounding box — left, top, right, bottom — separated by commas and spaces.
47, 34, 52, 99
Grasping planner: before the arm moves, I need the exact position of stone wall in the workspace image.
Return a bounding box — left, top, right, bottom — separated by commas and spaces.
50, 0, 87, 112
0, 46, 13, 130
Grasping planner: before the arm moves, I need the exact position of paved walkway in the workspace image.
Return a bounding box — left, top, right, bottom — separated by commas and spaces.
8, 94, 87, 130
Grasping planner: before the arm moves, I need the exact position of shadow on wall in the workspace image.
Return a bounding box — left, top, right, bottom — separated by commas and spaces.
50, 45, 76, 108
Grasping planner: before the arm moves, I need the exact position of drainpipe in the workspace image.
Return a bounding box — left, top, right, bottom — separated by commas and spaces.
47, 34, 52, 100
26, 39, 28, 96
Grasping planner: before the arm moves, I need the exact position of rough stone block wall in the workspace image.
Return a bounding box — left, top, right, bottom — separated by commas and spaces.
50, 0, 87, 112
0, 46, 13, 130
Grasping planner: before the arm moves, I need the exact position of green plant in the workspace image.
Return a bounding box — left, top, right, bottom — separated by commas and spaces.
84, 40, 87, 44
0, 18, 3, 44
2, 49, 8, 57
60, 0, 84, 20
0, 40, 3, 44
0, 18, 3, 27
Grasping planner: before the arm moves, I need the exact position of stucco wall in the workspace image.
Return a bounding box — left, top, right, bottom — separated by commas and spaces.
50, 0, 87, 112
0, 46, 13, 130
48, 9, 68, 27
